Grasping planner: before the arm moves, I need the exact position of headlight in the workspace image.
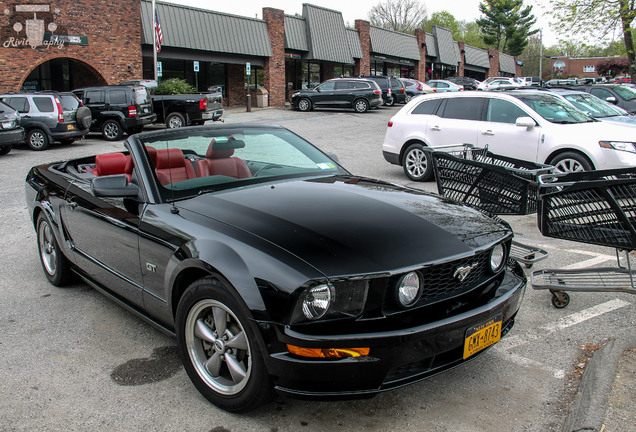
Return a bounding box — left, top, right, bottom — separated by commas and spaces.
291, 280, 368, 324
490, 244, 506, 272
599, 141, 636, 153
0, 120, 16, 129
291, 91, 300, 98
395, 271, 422, 308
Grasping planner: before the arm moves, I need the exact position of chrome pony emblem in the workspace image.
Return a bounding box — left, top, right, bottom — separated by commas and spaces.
454, 263, 478, 282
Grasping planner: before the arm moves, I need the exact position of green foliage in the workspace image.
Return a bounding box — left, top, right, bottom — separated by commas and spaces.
459, 21, 489, 49
368, 0, 428, 34
154, 78, 197, 95
476, 0, 537, 56
595, 58, 630, 77
424, 11, 459, 36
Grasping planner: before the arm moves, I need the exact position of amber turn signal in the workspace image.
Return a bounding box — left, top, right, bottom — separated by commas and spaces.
287, 345, 370, 358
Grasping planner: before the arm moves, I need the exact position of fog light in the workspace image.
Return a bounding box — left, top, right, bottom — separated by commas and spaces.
287, 345, 370, 358
396, 271, 422, 307
490, 244, 505, 272
301, 284, 334, 320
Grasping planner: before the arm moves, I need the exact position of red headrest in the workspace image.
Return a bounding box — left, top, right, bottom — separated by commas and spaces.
145, 146, 157, 167
206, 139, 234, 159
95, 153, 128, 176
155, 148, 186, 169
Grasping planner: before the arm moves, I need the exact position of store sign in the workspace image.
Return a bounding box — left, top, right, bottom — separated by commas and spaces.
285, 52, 301, 59
2, 4, 88, 49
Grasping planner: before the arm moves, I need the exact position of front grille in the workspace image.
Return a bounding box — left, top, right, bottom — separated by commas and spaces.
384, 250, 493, 313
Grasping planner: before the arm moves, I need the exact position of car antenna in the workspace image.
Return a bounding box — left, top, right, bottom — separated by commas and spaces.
165, 141, 179, 214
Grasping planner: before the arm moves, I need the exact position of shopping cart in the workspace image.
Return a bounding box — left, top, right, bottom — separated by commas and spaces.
428, 144, 551, 268
531, 167, 636, 307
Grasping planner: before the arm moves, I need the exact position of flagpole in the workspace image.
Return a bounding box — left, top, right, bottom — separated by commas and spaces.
152, 0, 157, 81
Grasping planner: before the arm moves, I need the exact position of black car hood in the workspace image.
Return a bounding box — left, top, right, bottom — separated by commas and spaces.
177, 176, 509, 277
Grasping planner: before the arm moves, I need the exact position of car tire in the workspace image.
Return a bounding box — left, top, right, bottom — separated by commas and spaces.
166, 112, 186, 129
385, 96, 395, 107
0, 145, 11, 155
297, 98, 312, 112
354, 98, 369, 113
26, 128, 50, 151
36, 213, 72, 286
404, 94, 413, 103
403, 143, 433, 181
550, 152, 593, 173
76, 106, 92, 130
176, 276, 275, 413
102, 119, 123, 141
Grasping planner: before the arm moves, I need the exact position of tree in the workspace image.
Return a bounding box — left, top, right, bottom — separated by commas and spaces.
154, 78, 196, 95
424, 11, 460, 37
552, 0, 636, 82
476, 0, 537, 56
368, 0, 428, 34
459, 21, 488, 49
596, 58, 630, 78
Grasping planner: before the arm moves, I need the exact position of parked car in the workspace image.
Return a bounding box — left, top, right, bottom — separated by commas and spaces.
151, 92, 223, 128
0, 92, 91, 150
291, 77, 383, 113
480, 78, 522, 91
26, 124, 526, 412
520, 76, 541, 86
545, 78, 578, 86
73, 85, 157, 140
0, 100, 24, 155
360, 76, 407, 105
573, 84, 636, 114
610, 76, 632, 84
401, 78, 434, 102
382, 90, 636, 181
544, 88, 636, 127
446, 76, 480, 90
426, 80, 464, 92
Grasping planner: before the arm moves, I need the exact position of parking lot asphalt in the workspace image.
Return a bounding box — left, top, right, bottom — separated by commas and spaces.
1, 104, 634, 431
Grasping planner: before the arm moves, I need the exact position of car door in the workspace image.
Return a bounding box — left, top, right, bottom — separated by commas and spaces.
80, 89, 107, 125
589, 87, 616, 106
424, 97, 484, 148
477, 97, 542, 163
60, 173, 144, 306
312, 82, 336, 107
333, 80, 353, 107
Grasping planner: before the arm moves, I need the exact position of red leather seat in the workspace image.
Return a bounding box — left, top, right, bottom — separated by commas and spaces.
93, 153, 130, 180
197, 139, 252, 179
154, 148, 197, 185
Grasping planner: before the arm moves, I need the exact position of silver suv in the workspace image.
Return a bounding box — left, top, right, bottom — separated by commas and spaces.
0, 92, 91, 150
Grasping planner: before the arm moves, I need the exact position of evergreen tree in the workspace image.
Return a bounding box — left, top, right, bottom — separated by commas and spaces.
477, 0, 537, 56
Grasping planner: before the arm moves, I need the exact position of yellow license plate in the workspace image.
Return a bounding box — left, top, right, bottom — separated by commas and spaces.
67, 124, 75, 130
463, 314, 503, 359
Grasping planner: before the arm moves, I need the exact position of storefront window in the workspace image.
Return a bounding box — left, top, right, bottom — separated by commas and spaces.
334, 65, 354, 78
302, 61, 321, 88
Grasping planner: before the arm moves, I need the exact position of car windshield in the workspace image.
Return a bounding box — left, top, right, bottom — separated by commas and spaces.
563, 93, 628, 118
137, 127, 348, 200
514, 94, 593, 123
0, 100, 15, 114
613, 86, 636, 101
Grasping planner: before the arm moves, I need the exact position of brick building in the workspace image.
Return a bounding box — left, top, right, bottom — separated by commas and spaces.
0, 0, 523, 108
548, 56, 628, 79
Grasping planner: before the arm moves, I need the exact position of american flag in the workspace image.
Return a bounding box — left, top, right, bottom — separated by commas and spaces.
154, 9, 163, 52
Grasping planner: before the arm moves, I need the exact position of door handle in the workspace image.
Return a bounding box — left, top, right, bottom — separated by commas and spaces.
430, 125, 441, 131
482, 130, 495, 136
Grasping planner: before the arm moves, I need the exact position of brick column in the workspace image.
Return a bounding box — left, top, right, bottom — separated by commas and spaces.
414, 29, 427, 82
457, 42, 466, 77
263, 7, 286, 107
226, 64, 245, 106
487, 48, 499, 78
354, 20, 371, 76
515, 56, 522, 76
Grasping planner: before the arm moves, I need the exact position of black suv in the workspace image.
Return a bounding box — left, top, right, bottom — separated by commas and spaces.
0, 100, 24, 155
291, 78, 383, 113
446, 76, 480, 90
73, 85, 157, 140
360, 76, 406, 105
0, 92, 91, 150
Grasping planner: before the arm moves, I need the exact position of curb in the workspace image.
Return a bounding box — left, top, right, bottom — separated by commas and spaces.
563, 331, 636, 432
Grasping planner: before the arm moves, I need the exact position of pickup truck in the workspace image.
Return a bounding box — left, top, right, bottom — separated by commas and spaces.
152, 92, 223, 128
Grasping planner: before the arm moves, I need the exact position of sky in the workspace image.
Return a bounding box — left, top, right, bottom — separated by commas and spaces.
164, 0, 563, 46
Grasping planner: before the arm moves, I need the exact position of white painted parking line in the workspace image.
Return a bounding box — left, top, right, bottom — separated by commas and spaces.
562, 255, 616, 270
540, 299, 631, 333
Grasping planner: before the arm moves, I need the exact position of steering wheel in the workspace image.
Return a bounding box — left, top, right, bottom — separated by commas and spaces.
253, 163, 284, 177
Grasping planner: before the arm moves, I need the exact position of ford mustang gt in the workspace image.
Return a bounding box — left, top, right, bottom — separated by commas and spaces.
25, 124, 526, 412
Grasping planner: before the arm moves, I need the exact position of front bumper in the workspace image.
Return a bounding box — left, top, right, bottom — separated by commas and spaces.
0, 127, 24, 146
263, 261, 526, 398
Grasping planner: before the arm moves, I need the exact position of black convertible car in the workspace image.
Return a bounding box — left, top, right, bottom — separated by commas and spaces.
25, 124, 526, 412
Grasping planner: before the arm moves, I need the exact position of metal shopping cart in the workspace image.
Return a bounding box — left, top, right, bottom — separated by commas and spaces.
427, 144, 552, 268
531, 167, 636, 308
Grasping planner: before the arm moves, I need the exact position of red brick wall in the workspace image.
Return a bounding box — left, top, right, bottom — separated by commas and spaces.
354, 20, 371, 76
457, 42, 465, 77
0, 0, 142, 92
226, 63, 246, 106
262, 7, 285, 107
487, 48, 499, 78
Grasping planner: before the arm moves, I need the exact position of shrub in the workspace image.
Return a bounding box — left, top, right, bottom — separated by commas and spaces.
154, 78, 197, 95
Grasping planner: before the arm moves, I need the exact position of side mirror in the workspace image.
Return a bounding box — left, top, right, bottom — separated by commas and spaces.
92, 175, 140, 198
515, 116, 536, 129
606, 96, 618, 104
